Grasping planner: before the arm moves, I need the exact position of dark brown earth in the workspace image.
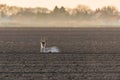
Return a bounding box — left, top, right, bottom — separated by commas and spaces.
0, 27, 120, 80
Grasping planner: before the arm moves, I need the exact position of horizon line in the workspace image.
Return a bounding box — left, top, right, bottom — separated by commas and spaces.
0, 3, 120, 11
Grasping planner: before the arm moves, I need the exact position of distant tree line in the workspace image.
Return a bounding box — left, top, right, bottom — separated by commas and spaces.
0, 4, 120, 21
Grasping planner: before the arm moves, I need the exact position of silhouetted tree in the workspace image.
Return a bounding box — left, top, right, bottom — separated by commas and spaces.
60, 6, 66, 14
100, 6, 119, 16
52, 6, 68, 16
53, 6, 59, 14
93, 6, 119, 21
71, 5, 93, 20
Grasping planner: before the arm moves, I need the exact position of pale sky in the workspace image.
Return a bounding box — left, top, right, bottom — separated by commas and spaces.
0, 0, 120, 10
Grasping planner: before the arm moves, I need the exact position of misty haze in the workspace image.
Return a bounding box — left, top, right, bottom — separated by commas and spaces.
0, 4, 120, 27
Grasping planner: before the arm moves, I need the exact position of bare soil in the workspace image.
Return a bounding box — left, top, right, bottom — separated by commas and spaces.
0, 27, 120, 80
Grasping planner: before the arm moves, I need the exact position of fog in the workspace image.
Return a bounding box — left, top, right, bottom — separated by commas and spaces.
0, 4, 120, 27
0, 17, 120, 27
